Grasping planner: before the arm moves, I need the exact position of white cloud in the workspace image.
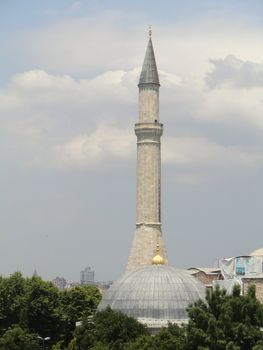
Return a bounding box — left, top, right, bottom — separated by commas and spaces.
206, 55, 263, 89
14, 12, 263, 83
54, 124, 134, 166
163, 137, 263, 168
196, 86, 263, 128
21, 14, 142, 75
52, 127, 263, 171
3, 11, 263, 144
0, 68, 137, 145
1, 66, 263, 174
159, 70, 182, 87
11, 70, 76, 90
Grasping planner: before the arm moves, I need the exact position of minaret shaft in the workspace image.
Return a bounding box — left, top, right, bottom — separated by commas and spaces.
136, 87, 162, 224
126, 35, 168, 272
139, 88, 159, 123
136, 120, 162, 225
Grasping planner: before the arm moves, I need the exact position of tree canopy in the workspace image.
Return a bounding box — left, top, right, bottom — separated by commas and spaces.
0, 273, 101, 349
70, 284, 263, 350
186, 284, 263, 350
72, 307, 148, 350
0, 273, 262, 350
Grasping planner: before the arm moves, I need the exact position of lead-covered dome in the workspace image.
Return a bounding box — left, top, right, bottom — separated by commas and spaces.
98, 265, 206, 329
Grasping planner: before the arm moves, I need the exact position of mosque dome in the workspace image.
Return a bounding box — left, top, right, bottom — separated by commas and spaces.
250, 248, 263, 257
98, 265, 206, 330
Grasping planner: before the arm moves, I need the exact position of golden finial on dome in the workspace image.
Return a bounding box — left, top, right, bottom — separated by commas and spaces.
152, 243, 165, 265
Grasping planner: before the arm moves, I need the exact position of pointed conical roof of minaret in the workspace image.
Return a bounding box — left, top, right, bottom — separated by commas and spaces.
138, 33, 160, 86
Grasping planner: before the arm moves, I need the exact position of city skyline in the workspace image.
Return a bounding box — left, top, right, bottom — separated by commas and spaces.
1, 0, 263, 281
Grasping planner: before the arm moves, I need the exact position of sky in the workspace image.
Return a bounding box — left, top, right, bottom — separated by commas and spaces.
1, 0, 263, 282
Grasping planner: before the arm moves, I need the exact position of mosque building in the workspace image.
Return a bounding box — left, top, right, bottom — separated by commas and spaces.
98, 29, 206, 332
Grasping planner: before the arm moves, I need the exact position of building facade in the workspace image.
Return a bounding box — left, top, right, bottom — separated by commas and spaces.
80, 266, 95, 285
52, 276, 67, 290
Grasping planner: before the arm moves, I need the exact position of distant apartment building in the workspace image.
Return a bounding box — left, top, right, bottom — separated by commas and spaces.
80, 266, 95, 285
52, 276, 67, 290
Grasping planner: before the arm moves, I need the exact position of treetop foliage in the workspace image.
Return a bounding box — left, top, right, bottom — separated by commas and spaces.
0, 273, 262, 350
0, 272, 101, 349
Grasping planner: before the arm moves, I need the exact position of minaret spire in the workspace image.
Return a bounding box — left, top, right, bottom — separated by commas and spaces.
138, 28, 160, 87
126, 31, 168, 271
149, 24, 152, 37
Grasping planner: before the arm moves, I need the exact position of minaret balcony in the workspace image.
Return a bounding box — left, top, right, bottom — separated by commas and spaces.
135, 122, 163, 142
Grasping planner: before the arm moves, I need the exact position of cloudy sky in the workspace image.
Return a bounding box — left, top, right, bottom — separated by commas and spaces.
1, 0, 263, 282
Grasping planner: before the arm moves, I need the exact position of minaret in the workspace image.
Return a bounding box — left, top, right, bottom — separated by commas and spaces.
126, 29, 168, 271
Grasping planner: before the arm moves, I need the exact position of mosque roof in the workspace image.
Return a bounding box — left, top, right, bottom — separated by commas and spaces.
98, 265, 206, 327
188, 267, 222, 275
138, 37, 160, 87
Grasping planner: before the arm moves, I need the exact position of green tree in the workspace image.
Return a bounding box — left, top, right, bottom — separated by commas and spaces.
186, 284, 263, 350
252, 340, 263, 350
124, 324, 186, 350
0, 273, 66, 346
25, 276, 64, 343
0, 273, 101, 348
90, 343, 109, 350
51, 340, 64, 350
93, 307, 148, 349
156, 323, 186, 350
0, 325, 41, 350
0, 273, 26, 334
60, 285, 101, 344
74, 307, 148, 350
124, 335, 156, 350
67, 338, 78, 350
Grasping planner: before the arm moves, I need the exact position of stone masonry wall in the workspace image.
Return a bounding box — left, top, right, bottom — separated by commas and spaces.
136, 141, 161, 224
126, 225, 168, 272
192, 271, 223, 286
242, 278, 263, 303
139, 88, 159, 123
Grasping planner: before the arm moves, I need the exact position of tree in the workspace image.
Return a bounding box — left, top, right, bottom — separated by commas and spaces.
124, 335, 156, 350
25, 276, 65, 343
0, 273, 65, 346
73, 307, 148, 350
0, 326, 41, 350
51, 340, 64, 350
60, 285, 101, 344
67, 338, 78, 350
90, 343, 109, 350
0, 273, 26, 334
124, 324, 186, 350
186, 284, 263, 350
0, 273, 102, 348
93, 307, 148, 349
156, 324, 187, 350
252, 340, 263, 350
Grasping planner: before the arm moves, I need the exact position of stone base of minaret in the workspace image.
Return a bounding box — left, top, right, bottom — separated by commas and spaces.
126, 224, 168, 272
